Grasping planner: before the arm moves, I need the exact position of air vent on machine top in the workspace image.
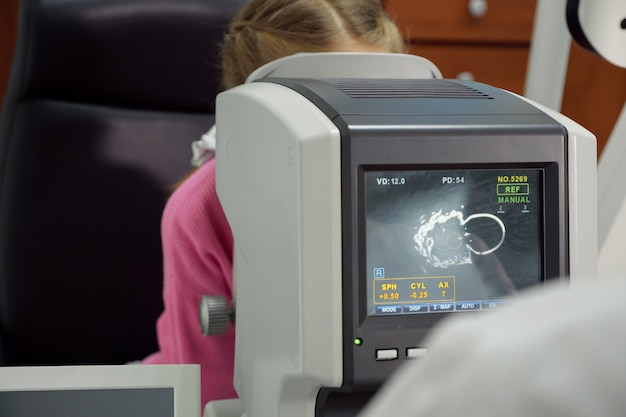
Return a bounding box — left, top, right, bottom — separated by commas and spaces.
322, 78, 493, 99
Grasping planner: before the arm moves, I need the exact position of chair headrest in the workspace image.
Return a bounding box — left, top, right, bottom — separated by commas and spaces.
18, 0, 245, 112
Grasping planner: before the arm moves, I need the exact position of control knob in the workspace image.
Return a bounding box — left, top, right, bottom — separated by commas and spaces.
199, 295, 234, 336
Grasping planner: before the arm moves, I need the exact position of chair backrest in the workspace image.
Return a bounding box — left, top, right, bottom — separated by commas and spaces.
0, 0, 245, 365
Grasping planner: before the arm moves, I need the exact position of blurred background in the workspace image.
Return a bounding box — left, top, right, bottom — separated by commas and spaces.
3, 0, 624, 154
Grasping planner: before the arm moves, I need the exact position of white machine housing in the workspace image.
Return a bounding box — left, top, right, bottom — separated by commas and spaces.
564, 0, 626, 274
0, 365, 200, 417
566, 0, 626, 68
213, 53, 597, 417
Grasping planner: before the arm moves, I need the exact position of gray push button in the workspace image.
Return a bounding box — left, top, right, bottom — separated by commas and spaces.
375, 349, 398, 361
406, 347, 428, 358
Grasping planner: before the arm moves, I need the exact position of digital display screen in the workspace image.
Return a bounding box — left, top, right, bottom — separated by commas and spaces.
365, 168, 542, 316
0, 389, 174, 417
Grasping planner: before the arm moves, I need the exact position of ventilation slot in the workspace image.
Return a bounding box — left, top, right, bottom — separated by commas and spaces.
323, 79, 492, 99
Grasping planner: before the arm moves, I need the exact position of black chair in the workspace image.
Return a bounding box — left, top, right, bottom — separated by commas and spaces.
0, 0, 245, 365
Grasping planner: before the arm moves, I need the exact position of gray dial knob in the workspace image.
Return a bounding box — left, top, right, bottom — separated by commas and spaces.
199, 295, 230, 336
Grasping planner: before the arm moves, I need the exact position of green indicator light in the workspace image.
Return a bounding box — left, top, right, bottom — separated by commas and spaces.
354, 338, 363, 346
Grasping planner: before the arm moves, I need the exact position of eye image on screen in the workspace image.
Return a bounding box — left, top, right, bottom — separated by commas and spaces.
412, 209, 505, 269
364, 169, 542, 316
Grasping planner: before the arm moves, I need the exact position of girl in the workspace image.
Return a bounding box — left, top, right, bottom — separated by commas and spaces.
144, 0, 405, 408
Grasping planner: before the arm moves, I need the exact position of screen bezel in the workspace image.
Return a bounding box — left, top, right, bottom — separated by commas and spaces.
341, 126, 568, 388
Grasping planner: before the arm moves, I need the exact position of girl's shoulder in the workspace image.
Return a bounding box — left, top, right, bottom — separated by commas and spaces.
163, 159, 220, 231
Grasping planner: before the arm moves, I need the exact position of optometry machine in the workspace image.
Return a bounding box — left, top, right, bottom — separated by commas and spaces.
200, 52, 597, 417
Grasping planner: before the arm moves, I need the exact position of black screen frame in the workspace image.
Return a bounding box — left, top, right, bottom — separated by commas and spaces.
340, 125, 568, 389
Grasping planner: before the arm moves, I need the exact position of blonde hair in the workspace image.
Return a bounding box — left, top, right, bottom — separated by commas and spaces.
172, 0, 403, 190
221, 0, 405, 89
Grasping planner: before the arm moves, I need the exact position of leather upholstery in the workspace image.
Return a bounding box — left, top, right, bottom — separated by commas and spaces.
0, 0, 245, 365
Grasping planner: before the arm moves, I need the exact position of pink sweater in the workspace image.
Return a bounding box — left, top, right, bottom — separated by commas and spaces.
143, 158, 237, 407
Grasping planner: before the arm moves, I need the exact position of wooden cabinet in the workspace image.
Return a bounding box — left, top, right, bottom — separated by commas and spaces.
0, 0, 20, 117
413, 44, 529, 94
386, 0, 536, 95
562, 43, 626, 155
388, 0, 535, 44
385, 0, 626, 155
